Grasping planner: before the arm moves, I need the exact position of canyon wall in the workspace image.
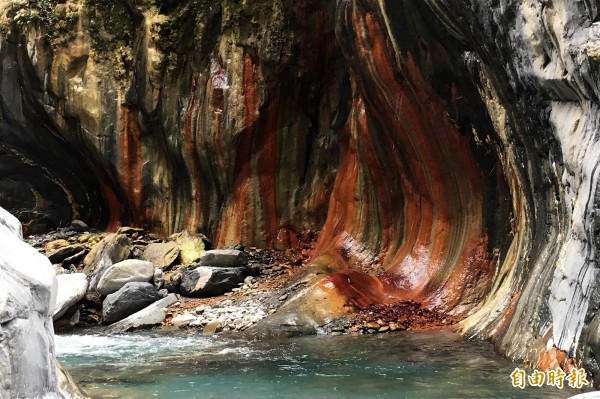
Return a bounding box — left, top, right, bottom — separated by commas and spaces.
1, 0, 600, 382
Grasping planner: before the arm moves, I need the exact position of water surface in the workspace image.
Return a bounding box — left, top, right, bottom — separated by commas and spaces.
56, 330, 581, 399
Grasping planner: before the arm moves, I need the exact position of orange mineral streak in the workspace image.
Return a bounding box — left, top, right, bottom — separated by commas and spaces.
182, 74, 203, 232
537, 347, 568, 371
313, 123, 360, 257
309, 7, 494, 314
257, 99, 279, 242
216, 53, 257, 246
99, 181, 125, 232
324, 270, 393, 308
118, 105, 143, 225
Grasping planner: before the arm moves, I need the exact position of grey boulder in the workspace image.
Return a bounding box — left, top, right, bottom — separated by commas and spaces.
198, 249, 248, 267
83, 233, 131, 292
106, 293, 179, 333
141, 242, 179, 269
102, 282, 162, 324
96, 259, 155, 295
47, 243, 86, 264
180, 266, 249, 297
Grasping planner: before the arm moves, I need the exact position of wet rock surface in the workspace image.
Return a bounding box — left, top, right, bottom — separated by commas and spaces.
107, 293, 179, 333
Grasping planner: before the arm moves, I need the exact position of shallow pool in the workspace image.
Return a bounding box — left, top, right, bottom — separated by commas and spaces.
56, 329, 584, 399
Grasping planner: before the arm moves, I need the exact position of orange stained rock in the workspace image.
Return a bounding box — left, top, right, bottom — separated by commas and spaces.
99, 181, 126, 232
309, 4, 493, 316
537, 347, 567, 371
324, 270, 398, 308
255, 99, 279, 243
181, 73, 203, 233
216, 53, 257, 246
118, 105, 143, 225
272, 227, 299, 251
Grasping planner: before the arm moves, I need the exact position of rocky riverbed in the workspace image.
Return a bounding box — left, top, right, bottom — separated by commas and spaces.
28, 221, 460, 338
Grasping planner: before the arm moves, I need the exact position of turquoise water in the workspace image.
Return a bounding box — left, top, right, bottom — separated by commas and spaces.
56, 330, 583, 399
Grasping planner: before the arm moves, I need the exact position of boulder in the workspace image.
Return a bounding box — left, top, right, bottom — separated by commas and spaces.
0, 205, 22, 237
69, 219, 88, 232
172, 230, 209, 265
0, 206, 60, 398
102, 282, 162, 324
54, 310, 81, 332
180, 266, 249, 297
78, 232, 106, 247
141, 241, 179, 269
53, 273, 88, 320
199, 249, 248, 267
83, 233, 131, 292
44, 239, 69, 253
56, 361, 91, 398
96, 259, 155, 296
153, 267, 164, 289
62, 249, 87, 266
106, 293, 179, 333
47, 243, 86, 264
171, 313, 197, 328
116, 226, 144, 236
83, 233, 131, 270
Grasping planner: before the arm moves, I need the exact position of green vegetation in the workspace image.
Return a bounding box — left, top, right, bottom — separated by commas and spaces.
84, 0, 133, 54
26, 0, 79, 42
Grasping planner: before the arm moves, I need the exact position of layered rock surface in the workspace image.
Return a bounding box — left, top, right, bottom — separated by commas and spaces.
0, 206, 59, 398
0, 206, 88, 398
2, 0, 600, 384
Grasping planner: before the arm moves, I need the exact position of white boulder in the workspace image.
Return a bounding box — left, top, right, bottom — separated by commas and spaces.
0, 207, 58, 399
53, 274, 88, 321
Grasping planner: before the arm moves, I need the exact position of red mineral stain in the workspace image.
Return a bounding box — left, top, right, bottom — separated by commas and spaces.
216, 52, 257, 246
537, 347, 568, 371
306, 5, 496, 321
182, 73, 203, 232
256, 99, 279, 241
118, 105, 143, 225
99, 181, 125, 231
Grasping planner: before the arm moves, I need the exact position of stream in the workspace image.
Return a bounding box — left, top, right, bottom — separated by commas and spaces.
56, 329, 581, 399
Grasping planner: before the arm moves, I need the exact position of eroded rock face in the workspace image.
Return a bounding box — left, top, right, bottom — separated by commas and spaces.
2, 0, 600, 383
0, 206, 58, 398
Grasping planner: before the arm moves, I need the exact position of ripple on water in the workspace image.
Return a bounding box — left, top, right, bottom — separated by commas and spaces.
56, 330, 586, 399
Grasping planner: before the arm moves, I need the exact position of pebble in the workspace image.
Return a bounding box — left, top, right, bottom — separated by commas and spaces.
366, 322, 381, 329
171, 301, 268, 332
